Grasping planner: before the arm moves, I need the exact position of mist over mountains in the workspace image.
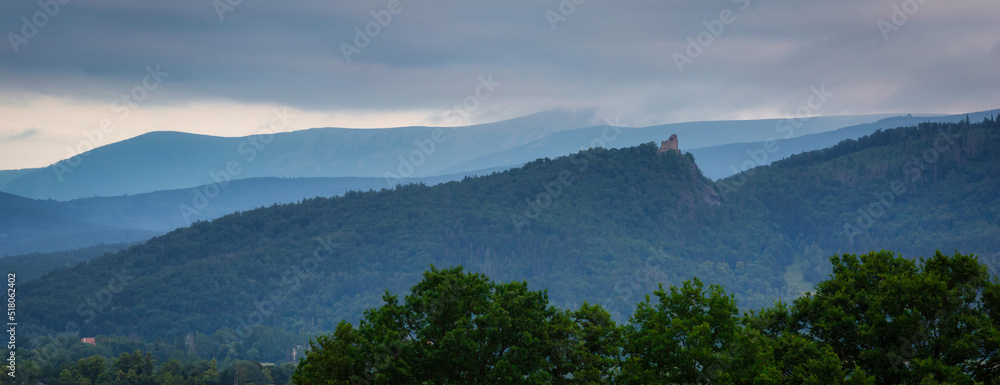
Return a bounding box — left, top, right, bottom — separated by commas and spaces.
5, 0, 999, 381
0, 109, 602, 201
3, 109, 1000, 385
0, 172, 493, 257
2, 108, 997, 259
7, 109, 998, 202
0, 109, 942, 201
16, 118, 1000, 346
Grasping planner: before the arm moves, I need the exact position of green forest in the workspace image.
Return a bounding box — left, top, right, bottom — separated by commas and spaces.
8, 117, 1000, 382
294, 250, 1000, 384
1, 243, 133, 281
6, 251, 999, 384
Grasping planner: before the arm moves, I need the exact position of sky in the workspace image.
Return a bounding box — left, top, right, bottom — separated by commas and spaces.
0, 0, 998, 170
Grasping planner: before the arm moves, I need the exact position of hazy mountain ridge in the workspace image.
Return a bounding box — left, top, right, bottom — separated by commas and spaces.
1, 110, 909, 201
689, 109, 1000, 179
0, 242, 135, 281
724, 117, 1000, 282
17, 118, 1000, 344
0, 109, 601, 200
442, 110, 1000, 179
20, 143, 788, 339
0, 109, 929, 258
0, 191, 160, 257
0, 169, 505, 257
6, 109, 983, 203
435, 113, 903, 175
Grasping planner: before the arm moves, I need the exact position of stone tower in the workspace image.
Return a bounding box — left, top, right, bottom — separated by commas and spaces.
657, 134, 679, 154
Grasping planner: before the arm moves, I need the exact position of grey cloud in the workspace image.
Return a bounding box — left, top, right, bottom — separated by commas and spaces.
0, 0, 997, 123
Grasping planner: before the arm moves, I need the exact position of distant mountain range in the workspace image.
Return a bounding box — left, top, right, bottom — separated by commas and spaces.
18, 118, 1000, 344
689, 110, 1000, 179
2, 108, 997, 258
0, 109, 603, 200
0, 109, 943, 201
0, 170, 500, 257
0, 242, 134, 281
0, 191, 158, 257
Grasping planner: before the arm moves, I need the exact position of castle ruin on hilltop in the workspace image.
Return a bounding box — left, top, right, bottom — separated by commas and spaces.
657, 134, 679, 154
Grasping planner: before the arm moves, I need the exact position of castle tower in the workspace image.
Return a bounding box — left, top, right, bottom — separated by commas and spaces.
657, 134, 679, 154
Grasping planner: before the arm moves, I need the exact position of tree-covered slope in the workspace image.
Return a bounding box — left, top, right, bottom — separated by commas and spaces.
18, 118, 1000, 346
20, 144, 792, 341
726, 117, 1000, 283
690, 109, 1000, 180
0, 242, 133, 281
0, 170, 502, 256
0, 192, 159, 256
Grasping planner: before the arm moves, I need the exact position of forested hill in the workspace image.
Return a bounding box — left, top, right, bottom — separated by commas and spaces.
21, 143, 792, 340
19, 118, 1000, 346
726, 117, 1000, 284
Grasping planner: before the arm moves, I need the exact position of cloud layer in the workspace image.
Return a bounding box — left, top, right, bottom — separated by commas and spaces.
1, 0, 998, 169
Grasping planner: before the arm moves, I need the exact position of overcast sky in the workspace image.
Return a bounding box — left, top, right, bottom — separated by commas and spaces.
1, 0, 998, 170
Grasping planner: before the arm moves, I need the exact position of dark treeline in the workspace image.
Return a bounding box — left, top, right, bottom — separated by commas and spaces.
0, 243, 134, 281
3, 348, 295, 385
5, 250, 998, 384
4, 328, 299, 384
294, 250, 999, 385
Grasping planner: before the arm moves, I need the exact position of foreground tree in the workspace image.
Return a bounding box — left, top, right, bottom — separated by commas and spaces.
294, 251, 999, 384
621, 279, 848, 384
547, 302, 623, 384
293, 266, 620, 385
112, 350, 155, 384
622, 278, 742, 383
794, 251, 1000, 384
